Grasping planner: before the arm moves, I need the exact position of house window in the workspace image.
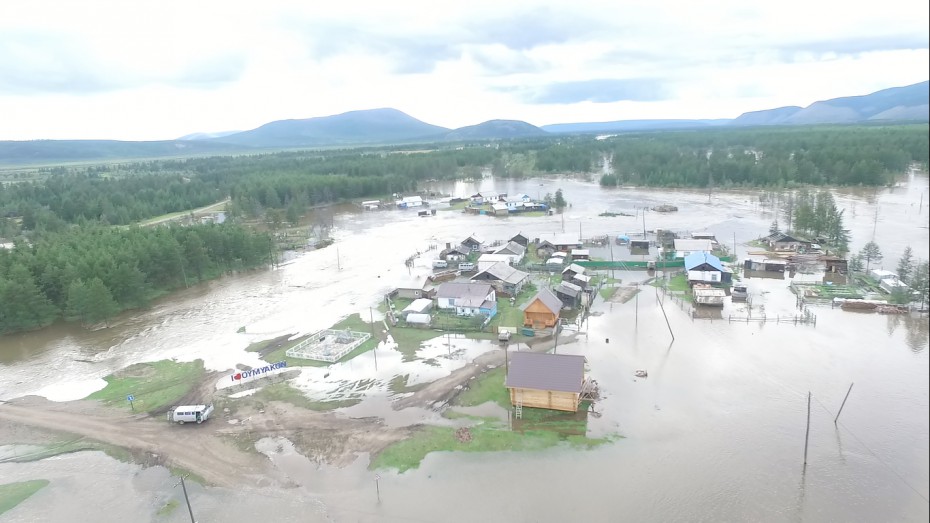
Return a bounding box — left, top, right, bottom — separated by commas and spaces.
710, 273, 719, 281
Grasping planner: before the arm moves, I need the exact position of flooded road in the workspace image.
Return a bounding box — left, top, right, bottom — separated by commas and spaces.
1, 173, 928, 522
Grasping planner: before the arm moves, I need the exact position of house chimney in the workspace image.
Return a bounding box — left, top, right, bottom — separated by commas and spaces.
446, 242, 451, 250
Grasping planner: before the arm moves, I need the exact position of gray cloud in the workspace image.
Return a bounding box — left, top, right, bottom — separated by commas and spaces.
284, 6, 610, 75
0, 32, 131, 94
526, 78, 672, 104
0, 30, 247, 95
174, 54, 248, 87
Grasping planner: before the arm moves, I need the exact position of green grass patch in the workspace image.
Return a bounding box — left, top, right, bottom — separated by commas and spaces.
494, 283, 537, 329
516, 211, 547, 217
371, 424, 612, 473
88, 359, 205, 412
0, 480, 50, 516
156, 499, 179, 517
371, 366, 615, 472
253, 381, 360, 411
599, 286, 617, 301
456, 367, 509, 407
652, 273, 689, 293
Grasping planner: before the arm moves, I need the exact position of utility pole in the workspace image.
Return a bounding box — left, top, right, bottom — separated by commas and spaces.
174, 474, 196, 523
642, 209, 647, 239
834, 383, 854, 424
370, 307, 378, 372
803, 392, 812, 465
337, 247, 341, 271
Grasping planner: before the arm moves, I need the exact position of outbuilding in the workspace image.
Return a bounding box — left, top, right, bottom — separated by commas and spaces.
521, 288, 562, 329
505, 352, 588, 412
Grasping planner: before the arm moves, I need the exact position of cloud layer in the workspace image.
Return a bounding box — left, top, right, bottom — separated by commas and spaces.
0, 0, 927, 140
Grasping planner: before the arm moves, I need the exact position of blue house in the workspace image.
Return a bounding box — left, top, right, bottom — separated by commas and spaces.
684, 252, 731, 285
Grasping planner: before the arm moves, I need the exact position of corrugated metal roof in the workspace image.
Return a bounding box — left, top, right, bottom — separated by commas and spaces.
505, 352, 586, 393
472, 262, 528, 285
436, 282, 494, 300
520, 287, 562, 313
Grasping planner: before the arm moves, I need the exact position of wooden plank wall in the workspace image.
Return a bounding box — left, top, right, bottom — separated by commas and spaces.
509, 387, 579, 412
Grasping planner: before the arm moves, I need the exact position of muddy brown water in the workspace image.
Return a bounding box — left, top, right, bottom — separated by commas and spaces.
1, 174, 928, 522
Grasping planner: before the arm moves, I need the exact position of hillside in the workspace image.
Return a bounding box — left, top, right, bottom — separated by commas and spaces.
733, 81, 929, 125
211, 108, 449, 147
0, 140, 246, 166
444, 120, 548, 140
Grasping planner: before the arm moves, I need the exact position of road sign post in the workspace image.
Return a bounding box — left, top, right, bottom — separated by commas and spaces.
127, 395, 135, 412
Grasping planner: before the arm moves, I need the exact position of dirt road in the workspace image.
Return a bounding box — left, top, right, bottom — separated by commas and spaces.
0, 395, 412, 488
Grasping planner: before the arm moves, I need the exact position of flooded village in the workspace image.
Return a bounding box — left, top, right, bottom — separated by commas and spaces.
1, 174, 928, 522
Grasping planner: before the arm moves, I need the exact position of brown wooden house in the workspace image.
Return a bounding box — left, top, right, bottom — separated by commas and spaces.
505, 352, 588, 412
520, 288, 561, 329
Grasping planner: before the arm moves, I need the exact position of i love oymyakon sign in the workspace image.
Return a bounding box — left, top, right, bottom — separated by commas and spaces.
230, 361, 287, 382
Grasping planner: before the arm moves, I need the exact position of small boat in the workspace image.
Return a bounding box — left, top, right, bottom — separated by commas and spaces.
634, 370, 648, 378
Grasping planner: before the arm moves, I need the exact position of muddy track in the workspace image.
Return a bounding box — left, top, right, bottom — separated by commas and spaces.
0, 396, 412, 488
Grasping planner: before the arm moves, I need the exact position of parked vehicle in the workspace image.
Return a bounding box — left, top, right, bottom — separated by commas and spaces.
168, 404, 214, 425
458, 262, 476, 272
432, 260, 448, 269
498, 329, 512, 342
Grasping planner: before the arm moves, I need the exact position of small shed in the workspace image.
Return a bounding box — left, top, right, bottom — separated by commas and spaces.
405, 313, 431, 327
570, 249, 590, 261
692, 286, 726, 306
822, 256, 848, 274
630, 240, 650, 253
561, 263, 587, 281
491, 202, 510, 215
402, 298, 433, 316
510, 233, 529, 247
545, 257, 564, 267
555, 281, 584, 308
673, 239, 714, 258
521, 288, 562, 329
505, 352, 588, 412
570, 273, 591, 289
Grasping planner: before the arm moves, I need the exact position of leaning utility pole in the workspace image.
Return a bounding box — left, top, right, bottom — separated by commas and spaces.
174, 474, 196, 523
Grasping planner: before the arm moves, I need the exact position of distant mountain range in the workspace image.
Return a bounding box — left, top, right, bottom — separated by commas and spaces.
731, 81, 929, 126
1, 81, 926, 164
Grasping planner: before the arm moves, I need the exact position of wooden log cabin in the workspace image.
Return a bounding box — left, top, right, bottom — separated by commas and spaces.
505, 352, 588, 412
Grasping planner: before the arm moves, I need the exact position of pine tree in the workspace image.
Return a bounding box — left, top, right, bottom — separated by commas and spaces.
897, 246, 914, 284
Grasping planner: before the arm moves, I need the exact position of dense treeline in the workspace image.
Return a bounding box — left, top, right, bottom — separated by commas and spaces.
599, 125, 927, 187
0, 223, 271, 334
2, 126, 924, 236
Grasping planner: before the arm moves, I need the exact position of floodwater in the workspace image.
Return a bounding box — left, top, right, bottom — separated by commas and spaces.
1, 173, 928, 522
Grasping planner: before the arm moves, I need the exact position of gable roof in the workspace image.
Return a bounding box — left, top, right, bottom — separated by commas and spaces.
443, 244, 471, 255
562, 263, 586, 275
556, 281, 582, 298
684, 251, 724, 272
494, 241, 526, 257
472, 262, 528, 285
436, 282, 494, 300
462, 235, 483, 245
505, 352, 586, 393
395, 275, 434, 291
520, 287, 562, 314
539, 234, 582, 247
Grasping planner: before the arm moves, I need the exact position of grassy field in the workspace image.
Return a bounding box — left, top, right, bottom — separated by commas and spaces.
370, 366, 615, 472
386, 326, 442, 360
599, 286, 617, 301
0, 480, 49, 516
156, 500, 179, 517
494, 283, 537, 329
88, 359, 205, 411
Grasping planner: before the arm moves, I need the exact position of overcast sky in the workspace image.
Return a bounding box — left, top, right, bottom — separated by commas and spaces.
1, 0, 928, 141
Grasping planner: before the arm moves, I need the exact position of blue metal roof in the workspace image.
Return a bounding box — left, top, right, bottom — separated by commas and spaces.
684, 251, 724, 272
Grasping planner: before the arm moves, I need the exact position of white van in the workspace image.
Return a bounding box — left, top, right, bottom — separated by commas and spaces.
458, 262, 476, 272
432, 260, 448, 269
168, 404, 214, 425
